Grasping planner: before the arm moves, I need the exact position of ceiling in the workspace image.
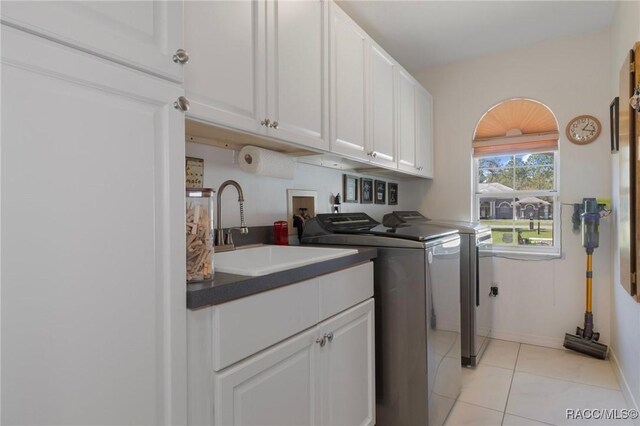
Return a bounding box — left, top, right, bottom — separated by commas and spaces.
336, 1, 617, 71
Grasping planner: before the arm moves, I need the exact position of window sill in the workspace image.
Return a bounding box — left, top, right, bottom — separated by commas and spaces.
486, 248, 562, 261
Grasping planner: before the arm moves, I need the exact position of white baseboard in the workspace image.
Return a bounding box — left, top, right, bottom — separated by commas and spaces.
610, 348, 640, 425
490, 329, 565, 349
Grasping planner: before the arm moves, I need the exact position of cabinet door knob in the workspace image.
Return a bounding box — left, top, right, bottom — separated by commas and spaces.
371, 152, 377, 158
172, 49, 190, 64
173, 96, 190, 112
366, 151, 373, 157
325, 332, 334, 343
269, 121, 279, 129
316, 336, 327, 347
260, 118, 271, 127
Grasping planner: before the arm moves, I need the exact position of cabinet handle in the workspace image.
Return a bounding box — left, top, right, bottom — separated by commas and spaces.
269, 121, 279, 129
418, 166, 424, 171
325, 332, 334, 343
172, 49, 190, 64
173, 96, 190, 112
371, 152, 377, 158
316, 336, 327, 347
260, 118, 271, 127
366, 151, 373, 157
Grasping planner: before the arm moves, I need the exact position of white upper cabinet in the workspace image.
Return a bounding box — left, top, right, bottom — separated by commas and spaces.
0, 0, 184, 82
2, 27, 186, 425
185, 0, 328, 151
416, 86, 434, 178
368, 42, 397, 168
266, 0, 329, 150
397, 68, 418, 173
185, 0, 266, 135
329, 2, 369, 160
182, 0, 434, 177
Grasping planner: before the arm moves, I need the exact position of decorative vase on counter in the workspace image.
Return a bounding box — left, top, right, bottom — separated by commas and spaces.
186, 188, 215, 283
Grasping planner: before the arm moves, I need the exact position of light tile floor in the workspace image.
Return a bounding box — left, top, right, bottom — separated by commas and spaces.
444, 339, 633, 426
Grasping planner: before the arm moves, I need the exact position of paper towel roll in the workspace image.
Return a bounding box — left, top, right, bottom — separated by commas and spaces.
238, 145, 296, 179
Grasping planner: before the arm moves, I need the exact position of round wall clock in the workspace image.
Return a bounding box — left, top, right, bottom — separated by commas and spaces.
566, 115, 601, 145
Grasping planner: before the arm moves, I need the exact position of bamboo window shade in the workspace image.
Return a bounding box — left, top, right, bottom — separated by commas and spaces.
473, 98, 558, 156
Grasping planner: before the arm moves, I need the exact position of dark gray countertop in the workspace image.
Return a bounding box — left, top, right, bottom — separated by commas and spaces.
187, 246, 377, 309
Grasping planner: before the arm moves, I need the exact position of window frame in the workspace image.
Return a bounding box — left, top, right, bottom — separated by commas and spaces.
472, 150, 561, 256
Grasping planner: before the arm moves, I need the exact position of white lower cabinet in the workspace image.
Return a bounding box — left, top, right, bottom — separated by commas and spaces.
213, 299, 374, 426
214, 328, 320, 426
188, 262, 374, 426
319, 299, 375, 426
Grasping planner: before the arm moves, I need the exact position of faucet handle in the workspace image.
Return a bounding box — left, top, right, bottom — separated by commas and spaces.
224, 229, 234, 246
225, 227, 249, 246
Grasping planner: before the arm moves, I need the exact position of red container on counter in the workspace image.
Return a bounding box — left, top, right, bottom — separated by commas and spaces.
274, 221, 289, 245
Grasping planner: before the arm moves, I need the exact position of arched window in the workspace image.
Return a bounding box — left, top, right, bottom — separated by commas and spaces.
473, 98, 559, 254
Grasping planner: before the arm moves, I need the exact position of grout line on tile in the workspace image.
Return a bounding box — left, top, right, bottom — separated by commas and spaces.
513, 369, 623, 392
501, 343, 521, 425
475, 363, 517, 373
504, 413, 556, 426
456, 399, 505, 415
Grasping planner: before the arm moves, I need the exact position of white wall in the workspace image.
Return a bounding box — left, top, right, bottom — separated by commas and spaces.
412, 30, 613, 349
185, 142, 422, 231
609, 0, 640, 414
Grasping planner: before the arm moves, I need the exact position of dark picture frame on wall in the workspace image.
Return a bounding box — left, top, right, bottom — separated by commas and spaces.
388, 182, 398, 205
610, 96, 619, 153
360, 178, 373, 204
374, 180, 386, 204
343, 174, 359, 203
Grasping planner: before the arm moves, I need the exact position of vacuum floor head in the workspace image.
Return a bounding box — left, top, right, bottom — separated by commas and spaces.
563, 333, 608, 360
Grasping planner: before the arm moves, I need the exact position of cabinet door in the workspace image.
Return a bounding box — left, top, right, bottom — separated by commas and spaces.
319, 299, 375, 426
185, 0, 266, 134
416, 86, 434, 178
1, 27, 186, 425
266, 0, 329, 150
1, 0, 183, 82
397, 68, 418, 173
214, 328, 320, 426
369, 43, 397, 168
329, 2, 369, 160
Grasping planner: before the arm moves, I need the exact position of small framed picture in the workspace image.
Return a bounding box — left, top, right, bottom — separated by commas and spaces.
343, 174, 359, 203
360, 178, 373, 204
374, 180, 386, 204
388, 182, 398, 205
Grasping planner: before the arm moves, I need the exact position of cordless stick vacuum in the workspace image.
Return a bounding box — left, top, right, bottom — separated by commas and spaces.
563, 198, 609, 359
